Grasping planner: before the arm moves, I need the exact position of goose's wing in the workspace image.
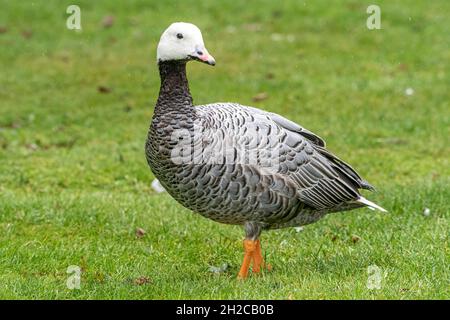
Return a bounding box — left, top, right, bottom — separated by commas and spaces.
243, 105, 327, 147
196, 103, 374, 211
270, 109, 374, 191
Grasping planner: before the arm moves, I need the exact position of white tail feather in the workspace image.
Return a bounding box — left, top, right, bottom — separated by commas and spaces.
357, 197, 387, 212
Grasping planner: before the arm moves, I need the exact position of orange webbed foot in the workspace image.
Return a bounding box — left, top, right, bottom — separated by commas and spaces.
237, 238, 271, 279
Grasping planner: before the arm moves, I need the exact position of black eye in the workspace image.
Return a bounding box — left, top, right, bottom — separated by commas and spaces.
176, 33, 183, 39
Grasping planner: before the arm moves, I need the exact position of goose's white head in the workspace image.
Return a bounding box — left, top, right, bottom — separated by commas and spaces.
157, 22, 215, 66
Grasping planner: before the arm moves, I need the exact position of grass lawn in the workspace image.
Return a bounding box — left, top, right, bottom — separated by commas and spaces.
0, 0, 448, 299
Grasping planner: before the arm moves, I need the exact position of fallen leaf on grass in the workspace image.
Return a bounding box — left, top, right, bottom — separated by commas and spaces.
252, 92, 269, 102
102, 15, 115, 28
351, 235, 361, 244
133, 276, 151, 285
98, 85, 111, 93
26, 143, 39, 151
0, 26, 8, 34
136, 227, 146, 238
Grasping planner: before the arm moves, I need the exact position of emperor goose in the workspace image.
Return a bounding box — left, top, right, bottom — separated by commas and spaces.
145, 22, 386, 279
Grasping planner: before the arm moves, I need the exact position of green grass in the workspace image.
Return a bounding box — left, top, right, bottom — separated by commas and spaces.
0, 0, 448, 299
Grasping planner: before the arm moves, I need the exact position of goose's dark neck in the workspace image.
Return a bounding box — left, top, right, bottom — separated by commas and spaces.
156, 61, 193, 113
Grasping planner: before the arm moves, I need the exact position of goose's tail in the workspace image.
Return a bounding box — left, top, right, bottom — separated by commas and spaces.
357, 196, 387, 212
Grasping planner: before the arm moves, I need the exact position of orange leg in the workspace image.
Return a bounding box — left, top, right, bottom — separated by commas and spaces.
237, 239, 257, 279
252, 239, 272, 273
238, 239, 272, 279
